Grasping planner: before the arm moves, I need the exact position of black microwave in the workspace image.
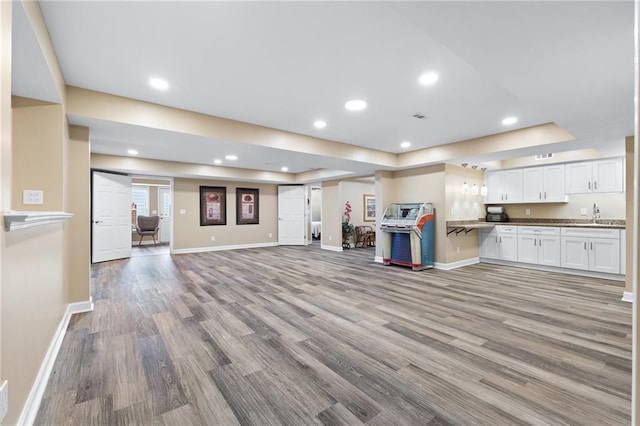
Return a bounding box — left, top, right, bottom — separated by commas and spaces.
486, 213, 509, 222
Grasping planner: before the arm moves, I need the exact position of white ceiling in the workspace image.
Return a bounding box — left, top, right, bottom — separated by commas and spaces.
12, 1, 634, 178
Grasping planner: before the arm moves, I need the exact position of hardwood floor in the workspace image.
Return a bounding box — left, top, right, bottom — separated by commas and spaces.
35, 245, 631, 425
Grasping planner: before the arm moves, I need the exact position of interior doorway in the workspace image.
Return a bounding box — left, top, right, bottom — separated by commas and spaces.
278, 185, 306, 245
131, 176, 173, 256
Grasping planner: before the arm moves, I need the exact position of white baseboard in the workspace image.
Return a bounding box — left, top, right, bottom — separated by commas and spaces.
622, 291, 633, 302
171, 242, 278, 254
435, 257, 480, 271
321, 244, 343, 252
17, 298, 94, 426
374, 256, 383, 263
480, 258, 625, 281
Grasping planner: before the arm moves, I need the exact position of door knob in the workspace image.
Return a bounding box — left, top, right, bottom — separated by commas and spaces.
94, 220, 103, 224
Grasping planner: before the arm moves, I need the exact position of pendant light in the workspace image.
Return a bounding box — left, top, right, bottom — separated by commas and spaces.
470, 165, 479, 195
480, 167, 488, 196
461, 163, 469, 194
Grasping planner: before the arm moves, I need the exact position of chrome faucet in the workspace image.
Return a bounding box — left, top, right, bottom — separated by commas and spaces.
593, 203, 600, 223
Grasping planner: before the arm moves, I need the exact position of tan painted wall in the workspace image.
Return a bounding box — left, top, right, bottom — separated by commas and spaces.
374, 170, 394, 259
387, 165, 447, 264
67, 125, 91, 302
320, 180, 341, 248
2, 225, 67, 424
173, 178, 277, 250
501, 193, 625, 220
12, 102, 65, 211
340, 180, 375, 228
625, 136, 634, 291
0, 0, 11, 416
501, 148, 603, 169
444, 164, 484, 263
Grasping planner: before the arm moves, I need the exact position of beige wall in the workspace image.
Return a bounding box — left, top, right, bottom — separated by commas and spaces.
67, 125, 90, 302
501, 193, 625, 220
386, 165, 447, 264
173, 178, 277, 250
0, 0, 11, 418
625, 136, 634, 291
340, 179, 374, 228
12, 102, 65, 211
321, 180, 340, 249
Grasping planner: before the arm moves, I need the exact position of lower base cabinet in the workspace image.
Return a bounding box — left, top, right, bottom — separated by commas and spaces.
480, 226, 518, 261
560, 228, 620, 274
517, 227, 560, 267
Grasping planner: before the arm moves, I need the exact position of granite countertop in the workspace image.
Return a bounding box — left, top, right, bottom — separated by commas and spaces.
446, 219, 626, 230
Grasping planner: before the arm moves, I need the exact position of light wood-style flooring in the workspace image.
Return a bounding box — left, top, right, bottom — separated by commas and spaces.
35, 245, 631, 425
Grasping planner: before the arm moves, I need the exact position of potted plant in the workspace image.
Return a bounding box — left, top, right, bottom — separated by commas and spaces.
342, 201, 354, 248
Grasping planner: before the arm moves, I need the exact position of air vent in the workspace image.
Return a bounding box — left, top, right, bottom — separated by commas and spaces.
535, 153, 554, 160
412, 112, 428, 120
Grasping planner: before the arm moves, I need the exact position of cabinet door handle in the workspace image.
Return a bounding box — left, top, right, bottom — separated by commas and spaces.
584, 242, 587, 250
544, 192, 547, 199
534, 239, 537, 246
499, 236, 502, 243
539, 192, 541, 200
590, 242, 593, 250
505, 193, 508, 201
594, 181, 597, 190
539, 239, 542, 246
495, 236, 498, 243
588, 182, 591, 190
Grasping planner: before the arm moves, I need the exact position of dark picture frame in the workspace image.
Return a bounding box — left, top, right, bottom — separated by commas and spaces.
200, 186, 226, 226
236, 188, 259, 225
363, 194, 375, 222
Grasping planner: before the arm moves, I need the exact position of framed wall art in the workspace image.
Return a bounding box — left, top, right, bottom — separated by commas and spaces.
363, 194, 375, 222
200, 186, 226, 226
236, 188, 259, 225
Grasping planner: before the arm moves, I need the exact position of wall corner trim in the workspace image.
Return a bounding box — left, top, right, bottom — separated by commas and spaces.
17, 299, 94, 426
622, 291, 633, 303
435, 257, 480, 271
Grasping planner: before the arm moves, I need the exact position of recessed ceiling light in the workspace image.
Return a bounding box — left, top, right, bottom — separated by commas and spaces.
281, 166, 289, 172
225, 154, 238, 161
502, 116, 518, 126
127, 149, 138, 155
313, 120, 327, 129
213, 159, 222, 165
345, 99, 367, 111
418, 72, 439, 86
149, 77, 169, 90
400, 141, 411, 149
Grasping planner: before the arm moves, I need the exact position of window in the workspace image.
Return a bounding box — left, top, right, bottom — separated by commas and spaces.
132, 186, 149, 216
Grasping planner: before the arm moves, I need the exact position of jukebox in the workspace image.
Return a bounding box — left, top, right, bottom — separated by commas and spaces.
381, 202, 434, 270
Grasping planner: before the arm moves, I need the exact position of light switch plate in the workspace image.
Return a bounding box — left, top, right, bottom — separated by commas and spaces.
179, 209, 186, 215
525, 208, 531, 216
23, 190, 43, 205
580, 207, 588, 216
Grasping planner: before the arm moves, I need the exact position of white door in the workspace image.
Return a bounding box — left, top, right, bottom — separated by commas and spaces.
158, 186, 171, 243
521, 168, 543, 202
593, 158, 623, 193
503, 169, 523, 202
565, 162, 592, 194
538, 235, 561, 267
92, 171, 132, 263
543, 165, 566, 201
499, 233, 519, 261
485, 171, 504, 203
278, 185, 306, 245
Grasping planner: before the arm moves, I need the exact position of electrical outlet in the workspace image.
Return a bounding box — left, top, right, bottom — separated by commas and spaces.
329, 235, 332, 241
211, 236, 215, 241
23, 190, 43, 205
179, 209, 186, 215
268, 233, 272, 238
0, 380, 8, 422
525, 208, 531, 216
580, 207, 587, 216
456, 246, 460, 253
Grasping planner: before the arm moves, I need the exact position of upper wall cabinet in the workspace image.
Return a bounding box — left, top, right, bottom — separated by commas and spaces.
565, 157, 624, 194
485, 169, 522, 204
522, 164, 567, 203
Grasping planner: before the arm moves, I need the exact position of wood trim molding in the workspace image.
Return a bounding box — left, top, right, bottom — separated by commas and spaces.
4, 211, 73, 231
171, 242, 278, 255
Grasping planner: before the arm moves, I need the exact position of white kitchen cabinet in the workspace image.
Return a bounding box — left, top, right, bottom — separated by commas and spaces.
560, 228, 620, 274
522, 165, 566, 202
479, 226, 518, 260
485, 170, 522, 203
565, 158, 623, 194
517, 227, 561, 266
